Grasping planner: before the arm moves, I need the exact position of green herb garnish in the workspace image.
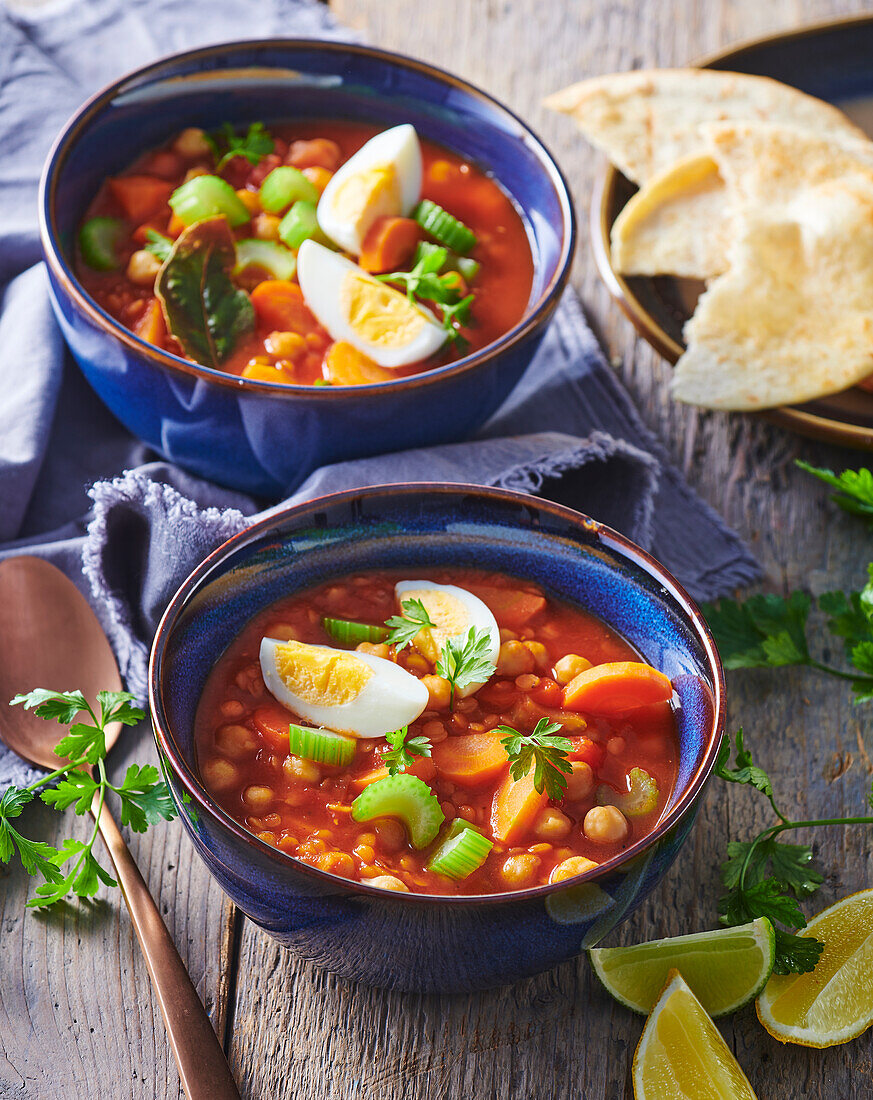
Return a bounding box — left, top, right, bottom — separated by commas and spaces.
385, 598, 436, 651
144, 229, 173, 263
378, 245, 473, 349
497, 717, 572, 800
1, 689, 176, 908
715, 728, 873, 974
382, 726, 433, 776
206, 121, 274, 171
436, 626, 498, 707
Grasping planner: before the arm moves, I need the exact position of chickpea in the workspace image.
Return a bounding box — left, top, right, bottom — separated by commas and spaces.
422, 674, 452, 710
564, 761, 595, 802
284, 754, 321, 784
583, 805, 629, 844
368, 875, 409, 892
356, 641, 390, 658
265, 331, 307, 360
607, 736, 626, 756
219, 699, 245, 719
524, 640, 551, 670
252, 213, 280, 241
235, 188, 260, 216
421, 719, 448, 744
496, 640, 535, 677
173, 126, 212, 158
268, 622, 299, 642
302, 165, 333, 193
374, 817, 407, 852
243, 784, 275, 810
126, 250, 161, 286
403, 653, 430, 675
202, 757, 239, 792
500, 853, 541, 889
182, 166, 209, 183
533, 808, 572, 841
515, 673, 539, 692
316, 851, 354, 878
554, 654, 593, 685
550, 856, 599, 883
214, 723, 258, 760
499, 628, 518, 643
257, 831, 277, 845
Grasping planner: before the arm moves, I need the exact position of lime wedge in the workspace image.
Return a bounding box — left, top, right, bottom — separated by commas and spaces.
590, 917, 775, 1017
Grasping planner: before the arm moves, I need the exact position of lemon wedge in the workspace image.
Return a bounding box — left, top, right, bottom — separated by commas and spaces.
756, 887, 873, 1047
632, 970, 758, 1100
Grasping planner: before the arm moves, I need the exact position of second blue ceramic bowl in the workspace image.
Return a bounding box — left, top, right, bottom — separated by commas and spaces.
149, 484, 724, 993
40, 40, 575, 497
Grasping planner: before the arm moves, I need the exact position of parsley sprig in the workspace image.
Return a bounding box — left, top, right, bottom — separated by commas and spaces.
382, 726, 433, 776
715, 728, 873, 974
498, 717, 572, 800
378, 245, 474, 348
385, 598, 436, 651
0, 689, 176, 908
144, 229, 173, 263
703, 462, 873, 704
436, 626, 498, 707
206, 121, 274, 172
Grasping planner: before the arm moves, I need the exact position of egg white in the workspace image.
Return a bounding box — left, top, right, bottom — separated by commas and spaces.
296, 241, 447, 368
394, 581, 500, 671
317, 124, 422, 254
259, 637, 428, 738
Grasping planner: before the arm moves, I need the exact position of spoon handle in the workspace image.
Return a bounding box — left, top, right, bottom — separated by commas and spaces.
92, 794, 242, 1100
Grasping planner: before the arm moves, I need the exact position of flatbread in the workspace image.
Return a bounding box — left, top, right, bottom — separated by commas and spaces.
544, 68, 865, 184
610, 153, 730, 278
671, 123, 873, 410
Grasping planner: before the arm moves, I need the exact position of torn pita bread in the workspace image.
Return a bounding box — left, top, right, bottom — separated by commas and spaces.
671, 123, 873, 410
544, 68, 865, 184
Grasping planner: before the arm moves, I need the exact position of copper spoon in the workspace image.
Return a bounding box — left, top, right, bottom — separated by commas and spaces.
0, 556, 240, 1100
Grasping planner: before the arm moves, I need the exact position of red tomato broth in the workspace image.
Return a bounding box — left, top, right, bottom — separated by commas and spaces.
75, 121, 534, 386
193, 568, 679, 896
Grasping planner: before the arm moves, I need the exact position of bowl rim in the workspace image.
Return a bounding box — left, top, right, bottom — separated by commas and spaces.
39, 37, 576, 400
589, 11, 873, 450
149, 482, 726, 907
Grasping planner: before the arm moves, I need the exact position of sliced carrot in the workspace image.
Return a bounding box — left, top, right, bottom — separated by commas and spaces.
287, 138, 342, 172
565, 735, 606, 770
431, 732, 509, 787
250, 279, 319, 335
132, 222, 164, 245
562, 662, 673, 715
133, 298, 166, 345
490, 767, 548, 844
359, 216, 421, 274
323, 341, 394, 385
166, 212, 186, 238
464, 585, 546, 630
252, 703, 292, 752
348, 754, 436, 792
108, 175, 173, 222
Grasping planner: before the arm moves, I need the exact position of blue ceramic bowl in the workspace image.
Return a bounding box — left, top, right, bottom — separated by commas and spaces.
39, 41, 575, 497
149, 485, 725, 993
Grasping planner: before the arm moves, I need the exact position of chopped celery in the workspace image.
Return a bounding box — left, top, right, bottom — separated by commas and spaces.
234, 239, 297, 281
79, 217, 124, 271
289, 724, 356, 766
427, 818, 493, 879
278, 200, 330, 250
455, 256, 480, 282
414, 199, 477, 254
259, 166, 319, 214
412, 240, 448, 271
351, 773, 444, 849
323, 617, 390, 647
596, 767, 659, 817
169, 175, 250, 228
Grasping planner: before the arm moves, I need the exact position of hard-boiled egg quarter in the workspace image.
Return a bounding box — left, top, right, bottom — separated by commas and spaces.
259, 637, 428, 738
394, 581, 500, 668
317, 124, 422, 254
297, 241, 447, 369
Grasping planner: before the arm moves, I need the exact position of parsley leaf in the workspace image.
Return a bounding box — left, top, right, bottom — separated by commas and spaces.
385, 598, 436, 651
497, 717, 572, 800
112, 764, 178, 832
436, 626, 498, 707
11, 689, 92, 725
797, 460, 873, 524
715, 729, 779, 812
378, 245, 475, 346
207, 121, 274, 171
382, 727, 433, 776
144, 229, 172, 263
41, 770, 99, 815
702, 592, 811, 670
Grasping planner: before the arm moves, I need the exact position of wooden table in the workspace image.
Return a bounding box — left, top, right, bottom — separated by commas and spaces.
3, 1, 873, 1096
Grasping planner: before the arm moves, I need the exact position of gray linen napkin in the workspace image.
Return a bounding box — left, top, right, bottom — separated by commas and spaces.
0, 0, 758, 789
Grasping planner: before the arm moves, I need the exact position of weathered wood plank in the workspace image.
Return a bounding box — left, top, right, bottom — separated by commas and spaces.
220, 2, 873, 1097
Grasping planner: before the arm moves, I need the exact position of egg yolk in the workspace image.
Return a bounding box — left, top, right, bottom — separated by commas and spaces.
330, 163, 401, 245
341, 273, 427, 348
273, 641, 373, 705
400, 588, 470, 663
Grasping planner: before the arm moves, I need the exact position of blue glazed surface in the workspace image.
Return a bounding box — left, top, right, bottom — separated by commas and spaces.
150, 485, 724, 992
40, 41, 574, 496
